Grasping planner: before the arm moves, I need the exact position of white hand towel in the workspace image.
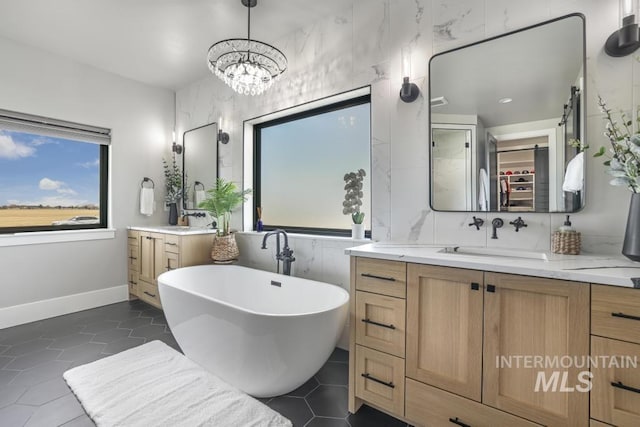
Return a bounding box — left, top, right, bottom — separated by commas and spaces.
478, 168, 489, 211
194, 189, 206, 208
140, 187, 155, 216
562, 152, 584, 193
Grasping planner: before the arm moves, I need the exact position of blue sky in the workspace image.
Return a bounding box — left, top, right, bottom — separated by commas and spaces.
0, 130, 100, 207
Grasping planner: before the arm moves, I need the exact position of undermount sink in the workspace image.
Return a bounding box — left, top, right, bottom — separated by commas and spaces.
438, 246, 549, 261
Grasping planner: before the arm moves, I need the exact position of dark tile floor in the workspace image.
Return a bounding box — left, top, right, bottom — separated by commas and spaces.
0, 300, 409, 427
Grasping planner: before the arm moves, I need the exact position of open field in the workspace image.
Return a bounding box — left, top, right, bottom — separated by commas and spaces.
0, 208, 100, 227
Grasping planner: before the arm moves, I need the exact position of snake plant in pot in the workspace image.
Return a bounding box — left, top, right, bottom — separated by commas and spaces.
199, 178, 251, 263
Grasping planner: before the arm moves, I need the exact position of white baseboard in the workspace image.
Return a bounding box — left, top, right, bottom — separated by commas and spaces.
0, 285, 129, 329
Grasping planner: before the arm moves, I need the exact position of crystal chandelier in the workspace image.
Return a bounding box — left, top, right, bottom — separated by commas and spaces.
207, 0, 287, 96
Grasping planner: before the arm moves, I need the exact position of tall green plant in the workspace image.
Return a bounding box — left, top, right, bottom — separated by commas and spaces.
198, 178, 251, 236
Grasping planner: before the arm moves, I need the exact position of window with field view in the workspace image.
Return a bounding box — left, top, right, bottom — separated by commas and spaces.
0, 110, 109, 233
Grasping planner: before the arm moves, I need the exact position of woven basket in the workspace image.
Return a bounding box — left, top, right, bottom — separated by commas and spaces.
551, 231, 581, 255
211, 233, 239, 263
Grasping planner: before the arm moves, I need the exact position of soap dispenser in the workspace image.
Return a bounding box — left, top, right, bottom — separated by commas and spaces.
559, 215, 574, 232
552, 215, 581, 254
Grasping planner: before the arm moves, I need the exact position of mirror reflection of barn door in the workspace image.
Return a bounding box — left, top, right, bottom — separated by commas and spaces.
488, 133, 498, 211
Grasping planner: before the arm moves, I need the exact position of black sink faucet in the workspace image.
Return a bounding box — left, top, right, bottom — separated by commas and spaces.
491, 218, 504, 239
261, 229, 296, 275
468, 216, 484, 231
509, 216, 528, 232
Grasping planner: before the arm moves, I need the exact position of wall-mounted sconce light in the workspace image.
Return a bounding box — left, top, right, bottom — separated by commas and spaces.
171, 131, 183, 154
605, 0, 640, 56
217, 117, 230, 144
400, 45, 420, 103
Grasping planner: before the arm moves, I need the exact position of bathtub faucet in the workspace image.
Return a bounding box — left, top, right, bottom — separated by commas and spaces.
261, 229, 296, 275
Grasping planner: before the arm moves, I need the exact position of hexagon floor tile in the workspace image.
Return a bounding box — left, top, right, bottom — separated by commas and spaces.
0, 300, 410, 426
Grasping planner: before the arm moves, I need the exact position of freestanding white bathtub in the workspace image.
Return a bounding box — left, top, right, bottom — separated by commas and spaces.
157, 265, 349, 397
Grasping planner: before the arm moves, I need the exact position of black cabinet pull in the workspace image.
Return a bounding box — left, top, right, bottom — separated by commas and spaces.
611, 381, 640, 394
166, 242, 178, 246
143, 291, 156, 298
361, 373, 394, 388
486, 284, 496, 293
361, 318, 396, 330
471, 282, 480, 291
449, 418, 471, 427
612, 312, 640, 322
361, 273, 396, 282
128, 256, 137, 260
129, 281, 137, 285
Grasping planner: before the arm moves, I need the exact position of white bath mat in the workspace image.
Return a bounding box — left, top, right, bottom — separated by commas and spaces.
63, 340, 292, 427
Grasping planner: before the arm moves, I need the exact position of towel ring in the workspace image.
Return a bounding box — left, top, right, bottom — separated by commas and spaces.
141, 177, 155, 188
194, 181, 205, 190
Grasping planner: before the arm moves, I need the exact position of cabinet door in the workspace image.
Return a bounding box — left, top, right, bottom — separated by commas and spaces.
483, 273, 589, 427
591, 336, 640, 427
139, 232, 164, 284
406, 264, 483, 401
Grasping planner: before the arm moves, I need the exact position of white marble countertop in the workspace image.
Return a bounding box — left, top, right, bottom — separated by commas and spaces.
128, 225, 217, 236
345, 243, 640, 288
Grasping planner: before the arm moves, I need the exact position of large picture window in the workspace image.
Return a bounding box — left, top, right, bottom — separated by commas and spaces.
0, 110, 109, 233
253, 93, 371, 236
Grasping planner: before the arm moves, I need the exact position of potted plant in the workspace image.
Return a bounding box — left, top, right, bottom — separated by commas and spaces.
343, 169, 366, 239
594, 96, 640, 260
199, 178, 251, 263
163, 157, 183, 225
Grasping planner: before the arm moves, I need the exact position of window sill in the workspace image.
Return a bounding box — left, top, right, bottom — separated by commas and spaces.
236, 230, 371, 244
0, 228, 116, 247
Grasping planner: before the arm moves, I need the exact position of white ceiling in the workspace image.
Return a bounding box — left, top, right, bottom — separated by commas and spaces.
0, 0, 354, 90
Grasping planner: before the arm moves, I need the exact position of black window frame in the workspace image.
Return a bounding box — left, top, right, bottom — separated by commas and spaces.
0, 111, 110, 234
253, 93, 371, 237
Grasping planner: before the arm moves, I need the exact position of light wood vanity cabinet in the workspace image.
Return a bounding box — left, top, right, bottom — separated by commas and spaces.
350, 257, 407, 418
406, 264, 483, 402
482, 273, 589, 427
127, 229, 214, 309
591, 284, 640, 427
127, 231, 139, 297
349, 256, 593, 427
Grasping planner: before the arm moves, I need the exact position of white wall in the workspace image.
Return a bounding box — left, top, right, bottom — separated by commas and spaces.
175, 0, 636, 325
0, 36, 174, 313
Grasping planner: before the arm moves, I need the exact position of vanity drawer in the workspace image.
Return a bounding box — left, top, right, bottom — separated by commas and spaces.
127, 231, 139, 246
355, 291, 405, 357
127, 245, 139, 271
164, 251, 180, 273
355, 345, 404, 417
138, 280, 162, 308
591, 336, 640, 427
355, 258, 406, 299
405, 378, 541, 427
128, 271, 138, 296
592, 285, 640, 344
164, 234, 181, 254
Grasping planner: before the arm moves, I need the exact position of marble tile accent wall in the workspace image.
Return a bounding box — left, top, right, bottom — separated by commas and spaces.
177, 0, 637, 296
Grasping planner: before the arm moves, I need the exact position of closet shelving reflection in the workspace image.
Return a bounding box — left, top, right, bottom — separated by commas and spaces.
498, 151, 535, 212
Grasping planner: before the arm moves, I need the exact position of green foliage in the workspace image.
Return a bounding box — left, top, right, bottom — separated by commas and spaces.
198, 178, 251, 236
596, 96, 640, 193
343, 169, 366, 224
163, 157, 183, 203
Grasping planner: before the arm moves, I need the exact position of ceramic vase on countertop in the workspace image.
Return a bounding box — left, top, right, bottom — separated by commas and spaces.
352, 223, 365, 240
168, 202, 178, 225
623, 193, 640, 261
